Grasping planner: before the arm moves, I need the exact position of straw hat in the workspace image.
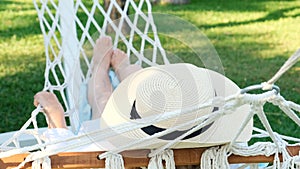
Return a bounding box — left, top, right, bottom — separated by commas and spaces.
100, 63, 252, 148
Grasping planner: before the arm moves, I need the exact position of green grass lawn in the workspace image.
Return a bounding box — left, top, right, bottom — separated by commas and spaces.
0, 0, 300, 142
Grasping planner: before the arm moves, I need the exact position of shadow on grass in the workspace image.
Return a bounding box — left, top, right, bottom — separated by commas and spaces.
157, 0, 299, 12
154, 0, 300, 29
203, 6, 300, 29
0, 6, 41, 39
0, 0, 42, 39
1, 0, 299, 139
164, 28, 300, 139
137, 0, 300, 141
0, 0, 14, 12
0, 0, 33, 12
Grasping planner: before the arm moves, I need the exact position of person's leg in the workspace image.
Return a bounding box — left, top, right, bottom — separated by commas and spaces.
111, 49, 142, 81
34, 91, 67, 129
88, 36, 114, 120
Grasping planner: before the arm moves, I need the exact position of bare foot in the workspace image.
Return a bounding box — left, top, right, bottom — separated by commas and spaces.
92, 36, 113, 72
111, 49, 130, 72
34, 91, 67, 129
88, 36, 114, 119
111, 49, 142, 81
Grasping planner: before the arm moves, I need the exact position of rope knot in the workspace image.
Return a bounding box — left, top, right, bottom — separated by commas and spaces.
148, 149, 175, 169
201, 145, 230, 169
261, 82, 274, 91
32, 156, 51, 169
104, 153, 125, 169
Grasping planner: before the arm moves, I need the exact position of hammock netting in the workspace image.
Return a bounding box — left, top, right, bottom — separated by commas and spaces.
1, 0, 300, 168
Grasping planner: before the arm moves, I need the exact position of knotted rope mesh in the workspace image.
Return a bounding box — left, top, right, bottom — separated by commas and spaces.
35, 0, 168, 132
1, 0, 300, 169
0, 0, 168, 156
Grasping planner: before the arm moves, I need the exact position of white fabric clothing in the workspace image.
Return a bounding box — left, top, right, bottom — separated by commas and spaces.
43, 119, 117, 152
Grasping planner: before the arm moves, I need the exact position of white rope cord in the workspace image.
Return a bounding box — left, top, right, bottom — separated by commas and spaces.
254, 103, 280, 147
14, 152, 51, 169
1, 75, 298, 168
97, 2, 139, 52
263, 48, 300, 90
3, 87, 298, 169
200, 88, 300, 169
105, 153, 125, 169
0, 107, 43, 149
37, 0, 167, 120
270, 95, 300, 127
151, 91, 295, 157
128, 0, 145, 62
0, 93, 241, 166
201, 145, 230, 169
32, 156, 51, 169
0, 90, 258, 166
94, 0, 165, 66
2, 0, 300, 168
34, 0, 71, 113
148, 99, 239, 157
229, 141, 296, 169
202, 137, 296, 169
288, 100, 300, 113
148, 149, 175, 169
36, 1, 168, 108
112, 0, 128, 46
0, 95, 239, 159
253, 127, 300, 143
99, 97, 237, 159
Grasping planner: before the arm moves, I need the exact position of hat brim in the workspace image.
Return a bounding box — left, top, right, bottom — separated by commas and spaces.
99, 63, 252, 149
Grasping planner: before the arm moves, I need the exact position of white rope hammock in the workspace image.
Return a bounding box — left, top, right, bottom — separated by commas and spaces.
1, 0, 300, 168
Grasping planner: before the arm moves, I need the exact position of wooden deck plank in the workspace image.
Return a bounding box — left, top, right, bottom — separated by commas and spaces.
1, 146, 299, 169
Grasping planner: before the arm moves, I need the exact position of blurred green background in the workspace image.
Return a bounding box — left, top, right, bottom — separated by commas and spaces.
0, 0, 300, 142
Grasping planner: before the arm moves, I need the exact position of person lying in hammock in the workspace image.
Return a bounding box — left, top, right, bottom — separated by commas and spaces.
34, 35, 141, 129
33, 36, 252, 154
